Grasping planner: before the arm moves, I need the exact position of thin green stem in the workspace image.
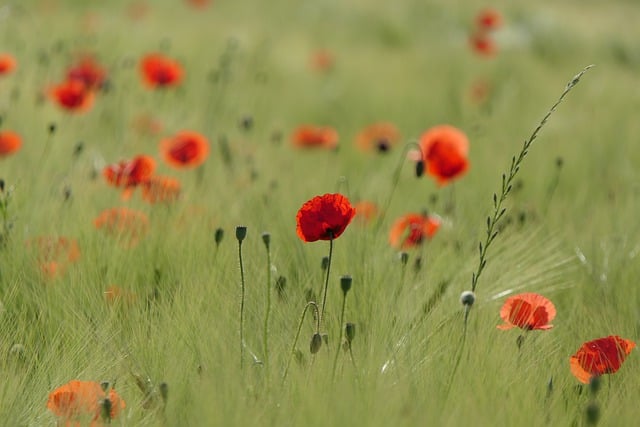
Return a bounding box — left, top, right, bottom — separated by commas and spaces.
263, 239, 272, 370
375, 142, 423, 230
319, 236, 333, 329
238, 239, 246, 370
332, 292, 347, 379
282, 301, 320, 384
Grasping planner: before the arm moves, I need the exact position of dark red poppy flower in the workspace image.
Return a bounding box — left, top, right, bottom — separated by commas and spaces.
0, 131, 22, 157
497, 293, 556, 330
141, 175, 181, 204
419, 125, 469, 185
160, 131, 209, 169
476, 8, 503, 31
94, 207, 149, 247
570, 336, 635, 384
66, 55, 107, 90
103, 155, 156, 189
388, 213, 440, 249
296, 193, 355, 242
355, 122, 400, 153
140, 53, 184, 88
291, 125, 339, 149
470, 32, 497, 57
47, 380, 125, 423
49, 80, 95, 112
0, 53, 17, 75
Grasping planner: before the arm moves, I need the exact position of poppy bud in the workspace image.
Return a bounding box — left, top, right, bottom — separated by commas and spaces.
399, 252, 409, 266
460, 290, 476, 307
310, 333, 323, 354
0, 179, 4, 192
321, 256, 330, 271
415, 160, 425, 177
261, 232, 271, 248
214, 228, 224, 246
159, 382, 169, 404
235, 226, 247, 242
239, 115, 253, 131
100, 398, 112, 421
340, 275, 352, 295
585, 402, 600, 426
556, 157, 564, 169
100, 381, 110, 392
48, 122, 57, 134
345, 322, 356, 343
73, 141, 84, 157
588, 376, 601, 396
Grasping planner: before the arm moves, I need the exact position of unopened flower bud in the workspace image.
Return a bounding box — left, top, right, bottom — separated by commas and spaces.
340, 275, 352, 295
159, 382, 169, 404
214, 228, 224, 246
588, 376, 602, 396
261, 232, 271, 248
321, 256, 329, 271
310, 333, 323, 354
345, 323, 356, 343
585, 402, 600, 426
235, 226, 247, 242
399, 252, 409, 266
415, 160, 425, 177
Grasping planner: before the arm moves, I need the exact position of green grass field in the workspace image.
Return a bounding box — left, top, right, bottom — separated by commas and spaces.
1, 0, 638, 425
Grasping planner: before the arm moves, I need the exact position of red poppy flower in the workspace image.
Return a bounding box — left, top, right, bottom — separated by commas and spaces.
103, 155, 156, 189
160, 131, 209, 169
476, 8, 503, 31
49, 80, 95, 112
0, 53, 17, 75
291, 125, 339, 150
140, 53, 184, 88
388, 213, 440, 249
47, 380, 125, 424
496, 293, 556, 330
354, 200, 378, 223
66, 55, 107, 90
141, 175, 181, 204
0, 131, 22, 157
296, 193, 355, 242
186, 0, 212, 9
470, 32, 497, 57
94, 207, 149, 247
419, 125, 469, 185
355, 122, 400, 153
570, 336, 635, 384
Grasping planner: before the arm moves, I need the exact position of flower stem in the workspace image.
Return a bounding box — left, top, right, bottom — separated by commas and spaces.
282, 301, 320, 384
262, 233, 272, 370
319, 235, 333, 329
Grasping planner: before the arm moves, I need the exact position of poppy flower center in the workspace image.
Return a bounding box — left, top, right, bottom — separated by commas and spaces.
169, 140, 199, 163
376, 139, 390, 153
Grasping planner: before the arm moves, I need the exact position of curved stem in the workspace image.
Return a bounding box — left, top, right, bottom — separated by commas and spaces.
238, 240, 245, 370
282, 301, 320, 384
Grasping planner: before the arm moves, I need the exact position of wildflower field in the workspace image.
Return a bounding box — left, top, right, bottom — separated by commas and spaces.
1, 0, 639, 425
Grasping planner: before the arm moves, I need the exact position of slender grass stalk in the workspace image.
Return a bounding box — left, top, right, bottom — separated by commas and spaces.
262, 232, 272, 370
282, 301, 320, 384
319, 234, 334, 329
236, 226, 247, 370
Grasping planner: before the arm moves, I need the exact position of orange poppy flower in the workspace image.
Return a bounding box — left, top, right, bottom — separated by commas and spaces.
94, 207, 149, 247
496, 293, 556, 330
291, 125, 339, 150
296, 193, 355, 242
355, 122, 400, 153
159, 131, 209, 169
470, 32, 497, 57
388, 213, 440, 249
354, 200, 378, 223
47, 380, 125, 424
310, 49, 335, 72
49, 80, 95, 112
0, 53, 17, 75
475, 8, 503, 31
419, 125, 469, 185
103, 155, 156, 189
140, 53, 183, 88
66, 55, 107, 91
0, 131, 22, 157
570, 336, 635, 384
141, 175, 181, 204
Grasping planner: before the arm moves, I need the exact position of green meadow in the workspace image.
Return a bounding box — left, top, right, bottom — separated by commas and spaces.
1, 0, 638, 425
